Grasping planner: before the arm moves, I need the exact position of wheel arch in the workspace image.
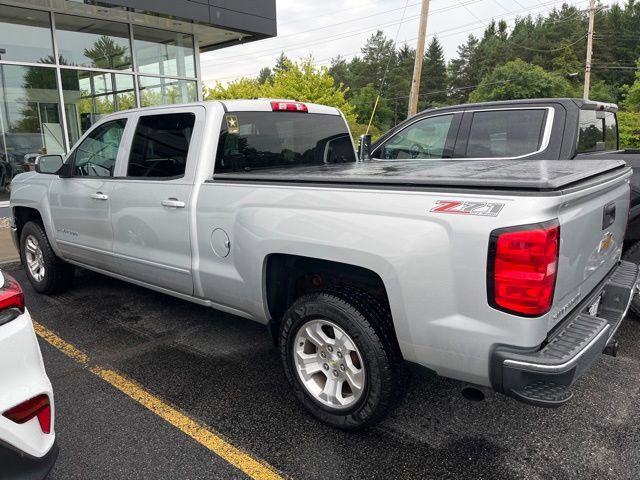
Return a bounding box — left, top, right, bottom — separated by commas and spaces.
13, 206, 44, 249
264, 254, 398, 346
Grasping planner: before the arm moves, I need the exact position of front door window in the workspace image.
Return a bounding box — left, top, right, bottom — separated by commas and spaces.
378, 114, 454, 160
71, 119, 127, 177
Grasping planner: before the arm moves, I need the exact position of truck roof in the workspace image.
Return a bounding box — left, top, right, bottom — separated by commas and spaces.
416, 98, 618, 116
106, 99, 342, 116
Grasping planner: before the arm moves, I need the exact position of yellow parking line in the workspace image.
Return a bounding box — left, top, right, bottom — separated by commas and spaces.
33, 321, 283, 480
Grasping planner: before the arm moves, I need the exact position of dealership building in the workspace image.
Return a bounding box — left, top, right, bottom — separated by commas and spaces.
0, 0, 277, 202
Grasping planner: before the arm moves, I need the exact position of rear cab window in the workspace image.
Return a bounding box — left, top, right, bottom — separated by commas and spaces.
577, 109, 618, 153
465, 109, 547, 158
214, 111, 355, 173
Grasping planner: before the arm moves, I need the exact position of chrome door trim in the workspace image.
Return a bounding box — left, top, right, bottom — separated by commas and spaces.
373, 106, 556, 161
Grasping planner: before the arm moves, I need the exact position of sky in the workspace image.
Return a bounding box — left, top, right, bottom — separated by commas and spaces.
199, 0, 617, 87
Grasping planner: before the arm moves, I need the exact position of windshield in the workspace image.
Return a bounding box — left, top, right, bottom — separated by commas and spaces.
214, 111, 356, 173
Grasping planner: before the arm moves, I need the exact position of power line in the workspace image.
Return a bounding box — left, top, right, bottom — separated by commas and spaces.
368, 0, 413, 133
455, 0, 588, 53
202, 0, 488, 68
204, 0, 599, 83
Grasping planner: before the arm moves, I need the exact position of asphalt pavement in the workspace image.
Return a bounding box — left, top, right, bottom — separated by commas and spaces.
7, 263, 640, 480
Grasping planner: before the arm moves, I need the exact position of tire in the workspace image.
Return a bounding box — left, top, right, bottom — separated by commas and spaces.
279, 287, 401, 430
623, 241, 640, 317
20, 221, 75, 295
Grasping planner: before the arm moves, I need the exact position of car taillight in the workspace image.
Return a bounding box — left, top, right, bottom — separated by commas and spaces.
0, 272, 25, 326
488, 220, 560, 317
3, 394, 51, 434
270, 101, 308, 112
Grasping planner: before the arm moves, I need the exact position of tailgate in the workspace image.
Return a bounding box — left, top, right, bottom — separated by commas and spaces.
549, 169, 632, 330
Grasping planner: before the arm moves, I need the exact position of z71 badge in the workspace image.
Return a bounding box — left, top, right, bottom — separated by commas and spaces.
430, 200, 505, 217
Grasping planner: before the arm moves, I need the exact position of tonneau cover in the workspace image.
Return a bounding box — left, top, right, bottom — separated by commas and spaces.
213, 159, 629, 191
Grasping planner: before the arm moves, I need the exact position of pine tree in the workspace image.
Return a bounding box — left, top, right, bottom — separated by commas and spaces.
448, 35, 480, 104
419, 37, 448, 109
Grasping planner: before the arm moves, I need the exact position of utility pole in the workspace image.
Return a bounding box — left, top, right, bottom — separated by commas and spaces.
408, 0, 430, 117
583, 0, 596, 99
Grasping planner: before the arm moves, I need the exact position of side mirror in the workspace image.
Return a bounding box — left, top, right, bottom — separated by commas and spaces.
58, 162, 73, 178
35, 154, 64, 175
358, 134, 372, 161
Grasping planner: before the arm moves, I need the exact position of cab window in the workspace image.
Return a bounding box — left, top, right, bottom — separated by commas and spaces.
72, 119, 127, 177
465, 109, 546, 158
378, 114, 454, 160
127, 113, 195, 179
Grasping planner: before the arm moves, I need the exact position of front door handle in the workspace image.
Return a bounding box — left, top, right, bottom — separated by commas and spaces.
161, 198, 186, 209
90, 192, 108, 201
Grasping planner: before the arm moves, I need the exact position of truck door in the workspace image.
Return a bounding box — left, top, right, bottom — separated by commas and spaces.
48, 117, 129, 272
108, 107, 204, 295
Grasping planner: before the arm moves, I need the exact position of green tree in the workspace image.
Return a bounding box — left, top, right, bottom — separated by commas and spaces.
419, 37, 448, 109
351, 84, 393, 130
623, 60, 640, 112
204, 78, 263, 100
469, 59, 573, 102
589, 80, 618, 103
204, 58, 357, 129
618, 111, 640, 148
266, 57, 356, 125
448, 35, 480, 104
273, 52, 291, 74
257, 67, 273, 85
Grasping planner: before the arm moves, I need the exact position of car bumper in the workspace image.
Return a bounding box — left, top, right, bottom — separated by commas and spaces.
0, 310, 55, 459
490, 260, 639, 407
0, 440, 58, 480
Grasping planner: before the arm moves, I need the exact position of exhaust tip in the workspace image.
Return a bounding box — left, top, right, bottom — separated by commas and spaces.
461, 387, 485, 402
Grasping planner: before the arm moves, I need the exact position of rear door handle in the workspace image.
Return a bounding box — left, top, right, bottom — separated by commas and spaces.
90, 192, 108, 201
161, 198, 186, 209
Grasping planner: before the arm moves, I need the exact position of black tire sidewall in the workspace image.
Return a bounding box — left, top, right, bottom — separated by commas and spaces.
280, 292, 393, 429
20, 222, 56, 293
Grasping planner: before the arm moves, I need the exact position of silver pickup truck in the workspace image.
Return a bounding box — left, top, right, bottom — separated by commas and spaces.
9, 100, 639, 429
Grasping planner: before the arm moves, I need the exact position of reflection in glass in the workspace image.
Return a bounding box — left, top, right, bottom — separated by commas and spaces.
55, 14, 132, 70
0, 65, 62, 200
0, 5, 54, 64
138, 76, 196, 107
134, 26, 195, 78
61, 70, 135, 146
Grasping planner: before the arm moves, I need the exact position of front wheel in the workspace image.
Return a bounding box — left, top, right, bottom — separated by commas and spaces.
279, 287, 401, 430
20, 221, 75, 295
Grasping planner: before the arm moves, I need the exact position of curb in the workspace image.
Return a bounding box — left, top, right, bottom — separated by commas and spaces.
0, 259, 21, 270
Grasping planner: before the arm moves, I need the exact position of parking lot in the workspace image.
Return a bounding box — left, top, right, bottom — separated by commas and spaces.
6, 262, 640, 479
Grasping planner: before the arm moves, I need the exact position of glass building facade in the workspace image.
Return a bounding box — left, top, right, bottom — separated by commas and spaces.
0, 0, 275, 203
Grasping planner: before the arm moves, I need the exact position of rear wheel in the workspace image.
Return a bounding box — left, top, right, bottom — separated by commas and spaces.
279, 287, 400, 430
623, 241, 640, 317
20, 221, 74, 295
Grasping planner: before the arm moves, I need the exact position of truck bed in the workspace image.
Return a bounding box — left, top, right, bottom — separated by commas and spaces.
214, 159, 629, 192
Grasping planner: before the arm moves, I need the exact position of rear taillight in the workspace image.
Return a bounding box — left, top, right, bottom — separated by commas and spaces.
270, 101, 308, 112
0, 272, 25, 326
3, 394, 51, 434
488, 220, 560, 317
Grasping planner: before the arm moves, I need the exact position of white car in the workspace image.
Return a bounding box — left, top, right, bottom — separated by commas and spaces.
0, 270, 57, 478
